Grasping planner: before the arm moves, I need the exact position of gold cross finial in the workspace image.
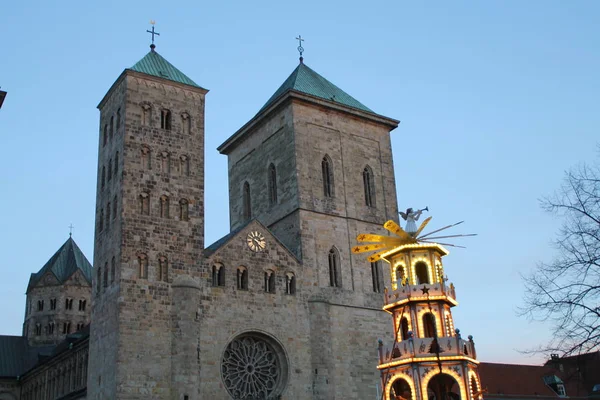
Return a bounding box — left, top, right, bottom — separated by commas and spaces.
147, 21, 160, 51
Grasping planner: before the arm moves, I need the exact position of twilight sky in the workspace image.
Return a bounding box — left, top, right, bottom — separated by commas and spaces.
1, 0, 598, 364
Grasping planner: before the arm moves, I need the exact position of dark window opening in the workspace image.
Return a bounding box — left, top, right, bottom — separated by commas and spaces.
415, 261, 430, 285
423, 312, 437, 338
237, 267, 248, 290
161, 109, 172, 130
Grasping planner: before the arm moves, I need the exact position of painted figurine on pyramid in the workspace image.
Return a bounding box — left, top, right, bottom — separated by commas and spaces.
399, 207, 429, 235
352, 209, 484, 400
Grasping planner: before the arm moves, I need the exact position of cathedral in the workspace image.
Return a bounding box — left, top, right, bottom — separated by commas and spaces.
0, 37, 401, 400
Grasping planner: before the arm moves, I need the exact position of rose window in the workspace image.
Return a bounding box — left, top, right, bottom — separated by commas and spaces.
221, 334, 287, 399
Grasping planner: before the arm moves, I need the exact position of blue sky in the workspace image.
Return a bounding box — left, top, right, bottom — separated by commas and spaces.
1, 1, 598, 364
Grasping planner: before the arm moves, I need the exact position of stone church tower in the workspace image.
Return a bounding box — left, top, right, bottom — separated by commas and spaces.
88, 42, 401, 399
23, 236, 92, 347
88, 43, 207, 398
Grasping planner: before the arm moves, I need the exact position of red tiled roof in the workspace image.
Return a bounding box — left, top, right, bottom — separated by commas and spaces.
478, 362, 587, 399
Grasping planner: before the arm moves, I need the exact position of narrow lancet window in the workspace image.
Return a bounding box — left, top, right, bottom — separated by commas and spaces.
328, 247, 341, 287
138, 254, 148, 279
322, 156, 333, 197
160, 195, 170, 218
363, 166, 375, 207
158, 256, 168, 282
179, 199, 189, 221
268, 163, 278, 205
242, 182, 251, 220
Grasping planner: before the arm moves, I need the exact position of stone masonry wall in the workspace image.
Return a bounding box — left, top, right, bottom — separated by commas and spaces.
199, 221, 311, 399
88, 69, 207, 399
24, 270, 91, 347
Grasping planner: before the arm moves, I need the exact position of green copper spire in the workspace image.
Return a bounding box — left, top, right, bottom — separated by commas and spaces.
130, 50, 204, 89
259, 63, 373, 114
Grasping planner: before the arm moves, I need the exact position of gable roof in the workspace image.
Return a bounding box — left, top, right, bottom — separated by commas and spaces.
129, 49, 204, 89
258, 62, 373, 114
203, 219, 301, 263
27, 237, 92, 292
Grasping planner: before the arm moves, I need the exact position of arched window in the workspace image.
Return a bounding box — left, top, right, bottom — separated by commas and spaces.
103, 124, 108, 146
97, 265, 102, 293
422, 312, 436, 338
138, 254, 148, 279
390, 378, 412, 400
106, 201, 111, 229
268, 163, 277, 205
179, 198, 189, 221
109, 116, 114, 141
363, 165, 375, 207
160, 195, 170, 218
139, 193, 150, 215
242, 182, 251, 220
181, 112, 191, 134
111, 256, 116, 284
112, 195, 117, 219
35, 323, 42, 336
400, 317, 410, 340
114, 151, 119, 177
78, 299, 86, 311
161, 152, 170, 173
107, 159, 112, 181
264, 270, 275, 293
116, 108, 121, 129
212, 264, 225, 287
101, 166, 106, 189
396, 266, 406, 287
142, 104, 151, 126
38, 300, 44, 311
415, 262, 430, 285
141, 146, 151, 169
285, 272, 296, 295
98, 208, 104, 232
103, 262, 108, 289
328, 247, 341, 287
237, 267, 248, 290
161, 109, 172, 130
63, 322, 71, 334
158, 256, 168, 282
180, 155, 190, 176
371, 261, 382, 293
321, 155, 333, 197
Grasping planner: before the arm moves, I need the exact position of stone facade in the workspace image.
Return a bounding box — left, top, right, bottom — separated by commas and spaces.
23, 270, 91, 347
88, 66, 207, 399
83, 50, 402, 399
19, 335, 89, 400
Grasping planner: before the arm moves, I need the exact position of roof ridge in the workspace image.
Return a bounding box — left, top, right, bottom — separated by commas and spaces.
27, 237, 93, 292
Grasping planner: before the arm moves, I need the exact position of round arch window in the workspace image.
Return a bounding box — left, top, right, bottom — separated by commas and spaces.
221, 332, 288, 399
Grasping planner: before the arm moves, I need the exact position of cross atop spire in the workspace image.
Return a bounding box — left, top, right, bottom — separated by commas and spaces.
296, 35, 304, 64
68, 223, 74, 237
147, 20, 160, 51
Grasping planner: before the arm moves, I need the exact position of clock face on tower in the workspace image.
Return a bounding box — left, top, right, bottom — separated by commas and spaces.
246, 231, 266, 252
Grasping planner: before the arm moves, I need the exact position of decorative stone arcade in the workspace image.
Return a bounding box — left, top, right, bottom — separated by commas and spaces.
375, 243, 483, 400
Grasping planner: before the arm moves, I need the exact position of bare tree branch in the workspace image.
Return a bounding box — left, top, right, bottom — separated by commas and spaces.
519, 155, 600, 357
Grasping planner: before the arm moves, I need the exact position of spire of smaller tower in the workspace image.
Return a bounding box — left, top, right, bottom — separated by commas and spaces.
296, 35, 304, 64
147, 20, 160, 52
